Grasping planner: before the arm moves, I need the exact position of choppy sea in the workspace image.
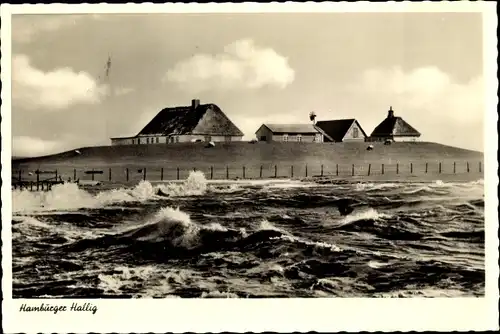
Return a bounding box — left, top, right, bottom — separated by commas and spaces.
12, 172, 485, 298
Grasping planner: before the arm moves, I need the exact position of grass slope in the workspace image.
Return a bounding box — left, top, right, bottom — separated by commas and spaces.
12, 142, 483, 183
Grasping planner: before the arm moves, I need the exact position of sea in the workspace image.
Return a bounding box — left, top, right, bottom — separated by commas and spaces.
12, 172, 485, 298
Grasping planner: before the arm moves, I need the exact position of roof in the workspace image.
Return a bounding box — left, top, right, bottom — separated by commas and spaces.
260, 124, 321, 134
371, 116, 421, 137
315, 119, 367, 142
137, 103, 244, 137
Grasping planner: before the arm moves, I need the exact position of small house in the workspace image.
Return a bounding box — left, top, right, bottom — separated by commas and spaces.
315, 119, 367, 142
369, 106, 421, 142
255, 124, 333, 143
110, 99, 244, 145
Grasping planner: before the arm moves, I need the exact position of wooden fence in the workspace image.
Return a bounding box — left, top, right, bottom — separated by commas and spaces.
12, 161, 483, 190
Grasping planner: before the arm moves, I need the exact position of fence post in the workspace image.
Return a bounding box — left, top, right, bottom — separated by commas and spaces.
74, 168, 77, 181
226, 166, 229, 179
352, 164, 354, 176
321, 164, 324, 177
336, 164, 339, 176
439, 162, 442, 174
410, 163, 413, 174
160, 168, 164, 181
479, 161, 482, 173
425, 162, 428, 174
260, 165, 263, 178
210, 166, 213, 180
36, 170, 40, 191
305, 165, 308, 177
367, 164, 371, 176
126, 168, 129, 182
453, 162, 456, 174
382, 164, 384, 175
396, 163, 399, 174
143, 168, 147, 181
193, 167, 196, 172
30, 182, 33, 191
243, 166, 246, 179
109, 168, 112, 181
274, 165, 277, 178
291, 165, 294, 178
55, 169, 58, 182
92, 168, 95, 181
467, 161, 470, 173
177, 167, 180, 180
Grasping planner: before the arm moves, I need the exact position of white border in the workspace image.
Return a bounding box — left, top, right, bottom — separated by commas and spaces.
1, 3, 498, 333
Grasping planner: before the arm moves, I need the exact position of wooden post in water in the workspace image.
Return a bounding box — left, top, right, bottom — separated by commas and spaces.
193, 167, 196, 172
226, 166, 229, 179
367, 164, 371, 176
467, 161, 470, 173
210, 166, 213, 180
243, 166, 246, 179
479, 161, 482, 173
30, 182, 33, 191
336, 164, 339, 176
351, 164, 355, 176
439, 162, 442, 174
321, 164, 324, 177
74, 168, 77, 181
291, 165, 294, 178
55, 169, 58, 182
126, 168, 129, 182
274, 165, 278, 178
453, 162, 456, 174
160, 168, 164, 181
109, 168, 112, 181
177, 167, 180, 180
382, 164, 385, 175
305, 165, 308, 177
396, 163, 399, 174
410, 163, 413, 174
143, 168, 147, 181
260, 165, 263, 178
92, 168, 95, 181
36, 170, 40, 191
425, 163, 428, 174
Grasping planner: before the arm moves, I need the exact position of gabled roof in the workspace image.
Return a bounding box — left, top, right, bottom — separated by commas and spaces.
315, 119, 367, 142
261, 123, 321, 134
137, 103, 244, 137
371, 116, 421, 137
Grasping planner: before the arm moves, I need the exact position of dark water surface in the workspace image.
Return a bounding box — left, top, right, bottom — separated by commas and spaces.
12, 173, 485, 298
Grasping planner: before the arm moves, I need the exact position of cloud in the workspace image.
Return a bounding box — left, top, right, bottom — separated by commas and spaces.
164, 39, 295, 92
13, 15, 82, 43
351, 66, 484, 150
12, 136, 66, 157
113, 87, 135, 96
12, 54, 109, 110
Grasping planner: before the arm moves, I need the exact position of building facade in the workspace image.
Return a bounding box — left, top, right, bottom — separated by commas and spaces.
315, 119, 367, 142
255, 124, 332, 143
369, 107, 421, 142
110, 99, 244, 146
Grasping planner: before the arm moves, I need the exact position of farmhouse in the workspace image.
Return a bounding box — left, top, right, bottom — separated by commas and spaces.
255, 124, 333, 143
369, 106, 421, 142
110, 99, 244, 145
315, 119, 367, 142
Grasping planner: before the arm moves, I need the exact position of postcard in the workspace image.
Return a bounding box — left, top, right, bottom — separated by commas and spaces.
1, 2, 498, 333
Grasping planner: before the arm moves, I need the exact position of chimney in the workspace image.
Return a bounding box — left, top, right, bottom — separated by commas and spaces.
387, 106, 394, 118
192, 99, 200, 110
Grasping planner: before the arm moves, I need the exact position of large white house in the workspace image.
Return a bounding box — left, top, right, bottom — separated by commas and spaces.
110, 99, 244, 145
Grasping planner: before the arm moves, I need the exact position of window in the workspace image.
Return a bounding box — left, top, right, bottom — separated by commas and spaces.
297, 134, 302, 142
146, 138, 149, 144
170, 137, 175, 143
156, 137, 159, 144
225, 136, 231, 142
205, 135, 212, 142
353, 127, 359, 138
283, 134, 289, 142
314, 134, 321, 143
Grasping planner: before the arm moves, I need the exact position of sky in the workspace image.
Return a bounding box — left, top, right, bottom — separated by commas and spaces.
10, 12, 486, 157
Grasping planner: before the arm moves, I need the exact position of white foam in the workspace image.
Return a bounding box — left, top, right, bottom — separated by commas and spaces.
340, 208, 390, 225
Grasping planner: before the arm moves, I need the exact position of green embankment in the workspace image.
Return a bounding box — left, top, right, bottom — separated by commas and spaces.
12, 142, 484, 183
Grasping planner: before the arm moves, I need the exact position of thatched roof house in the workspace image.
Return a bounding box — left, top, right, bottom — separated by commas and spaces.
111, 99, 244, 145
369, 106, 421, 142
